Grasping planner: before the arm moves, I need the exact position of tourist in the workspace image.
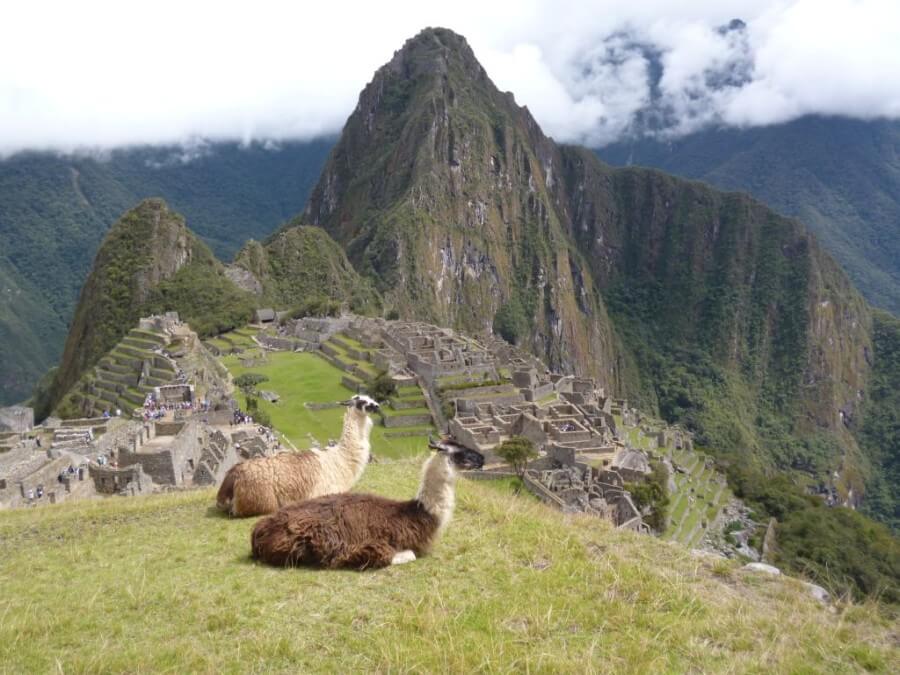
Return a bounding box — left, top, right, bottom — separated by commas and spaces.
26, 488, 33, 501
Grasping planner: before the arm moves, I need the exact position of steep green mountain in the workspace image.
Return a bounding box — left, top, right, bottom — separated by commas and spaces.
0, 140, 332, 405
856, 311, 900, 531
232, 225, 380, 314
295, 28, 897, 568
303, 29, 623, 389
37, 199, 254, 417
599, 117, 900, 314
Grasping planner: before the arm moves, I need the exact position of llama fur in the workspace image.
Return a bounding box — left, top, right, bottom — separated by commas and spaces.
216, 395, 378, 517
250, 439, 484, 570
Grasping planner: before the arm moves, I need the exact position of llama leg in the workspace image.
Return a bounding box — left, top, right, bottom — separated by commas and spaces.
333, 542, 396, 570
390, 550, 417, 565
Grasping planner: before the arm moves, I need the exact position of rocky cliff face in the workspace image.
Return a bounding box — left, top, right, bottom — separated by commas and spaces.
303, 28, 878, 500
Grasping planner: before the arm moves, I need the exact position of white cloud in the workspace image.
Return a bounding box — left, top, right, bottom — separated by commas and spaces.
0, 0, 898, 155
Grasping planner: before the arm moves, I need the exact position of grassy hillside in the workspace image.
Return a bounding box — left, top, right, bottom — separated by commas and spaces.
599, 116, 900, 315
1, 469, 896, 673
0, 140, 331, 405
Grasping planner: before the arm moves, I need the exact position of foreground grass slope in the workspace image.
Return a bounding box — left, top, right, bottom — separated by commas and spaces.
1, 463, 896, 673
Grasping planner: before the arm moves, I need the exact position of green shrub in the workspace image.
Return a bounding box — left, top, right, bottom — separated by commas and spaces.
625, 460, 670, 532
496, 436, 538, 477
368, 371, 397, 402
493, 297, 527, 345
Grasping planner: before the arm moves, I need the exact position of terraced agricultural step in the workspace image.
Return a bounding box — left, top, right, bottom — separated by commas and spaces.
101, 362, 134, 376
120, 390, 146, 408
152, 356, 177, 372
116, 344, 154, 360
142, 376, 169, 388
109, 352, 144, 370
391, 398, 427, 409
93, 377, 122, 394
116, 397, 139, 413
128, 329, 167, 345
121, 337, 162, 351
100, 371, 139, 387
148, 365, 173, 378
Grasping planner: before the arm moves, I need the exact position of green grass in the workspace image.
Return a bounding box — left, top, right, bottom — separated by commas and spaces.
1, 467, 895, 673
223, 351, 432, 459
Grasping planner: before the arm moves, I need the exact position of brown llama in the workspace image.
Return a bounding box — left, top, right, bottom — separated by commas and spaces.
250, 437, 484, 570
216, 394, 380, 517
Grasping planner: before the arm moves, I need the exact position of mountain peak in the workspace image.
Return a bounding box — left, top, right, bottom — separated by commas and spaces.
385, 27, 484, 79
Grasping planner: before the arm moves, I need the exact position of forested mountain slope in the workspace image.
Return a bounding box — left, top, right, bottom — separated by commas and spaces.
599, 117, 900, 315
0, 140, 332, 404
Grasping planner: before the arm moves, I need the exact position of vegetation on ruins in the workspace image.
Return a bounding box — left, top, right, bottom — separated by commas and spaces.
140, 246, 255, 337
367, 370, 397, 403
625, 460, 670, 533
234, 373, 269, 396
496, 436, 538, 478
1, 470, 896, 672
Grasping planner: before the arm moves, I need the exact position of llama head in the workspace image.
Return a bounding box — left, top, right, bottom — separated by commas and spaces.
428, 437, 485, 471
339, 394, 381, 415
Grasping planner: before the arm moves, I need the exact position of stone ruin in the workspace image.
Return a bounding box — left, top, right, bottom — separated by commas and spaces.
0, 406, 34, 434
522, 445, 649, 532
263, 315, 351, 352
138, 311, 181, 334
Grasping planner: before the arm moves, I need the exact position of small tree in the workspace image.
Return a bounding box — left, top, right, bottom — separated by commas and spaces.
496, 436, 538, 478
234, 373, 268, 397
234, 373, 268, 412
368, 371, 397, 402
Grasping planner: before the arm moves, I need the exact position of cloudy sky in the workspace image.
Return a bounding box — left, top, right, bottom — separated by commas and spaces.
1, 0, 899, 155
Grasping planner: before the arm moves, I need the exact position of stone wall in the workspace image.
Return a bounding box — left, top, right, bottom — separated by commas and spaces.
0, 406, 34, 433
383, 413, 433, 428
117, 419, 204, 486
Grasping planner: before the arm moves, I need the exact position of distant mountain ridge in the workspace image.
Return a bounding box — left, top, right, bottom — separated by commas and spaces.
599, 116, 900, 315
0, 139, 332, 404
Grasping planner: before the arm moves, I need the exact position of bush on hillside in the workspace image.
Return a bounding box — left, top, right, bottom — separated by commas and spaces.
493, 297, 527, 345
625, 460, 670, 533
496, 436, 538, 478
368, 371, 397, 403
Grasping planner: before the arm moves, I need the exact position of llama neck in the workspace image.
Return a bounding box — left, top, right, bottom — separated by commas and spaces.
325, 408, 372, 479
416, 453, 456, 529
